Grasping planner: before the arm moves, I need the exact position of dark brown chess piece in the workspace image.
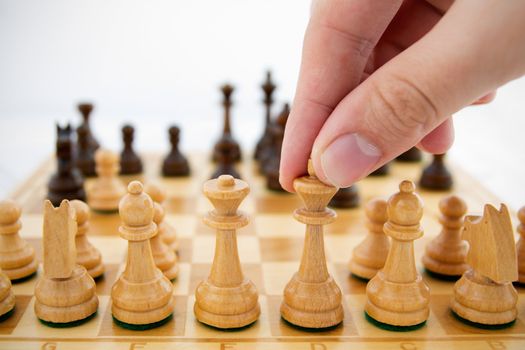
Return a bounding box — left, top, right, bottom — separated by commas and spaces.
76, 126, 96, 177
329, 186, 360, 208
264, 103, 290, 191
396, 147, 422, 162
210, 137, 241, 180
254, 71, 276, 161
212, 84, 241, 163
120, 124, 143, 175
77, 103, 99, 151
47, 124, 86, 206
419, 153, 453, 191
162, 126, 190, 177
369, 163, 390, 176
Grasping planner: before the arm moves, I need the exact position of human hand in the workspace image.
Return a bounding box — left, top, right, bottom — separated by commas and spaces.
279, 0, 525, 191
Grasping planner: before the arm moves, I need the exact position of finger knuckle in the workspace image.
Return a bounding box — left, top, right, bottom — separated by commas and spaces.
368, 75, 439, 142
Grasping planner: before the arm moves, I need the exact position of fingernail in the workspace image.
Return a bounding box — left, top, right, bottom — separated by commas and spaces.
320, 133, 382, 187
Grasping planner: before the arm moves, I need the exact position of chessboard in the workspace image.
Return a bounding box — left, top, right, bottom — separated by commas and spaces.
1, 152, 525, 350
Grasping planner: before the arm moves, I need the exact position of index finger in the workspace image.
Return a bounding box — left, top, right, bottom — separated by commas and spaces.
279, 0, 402, 192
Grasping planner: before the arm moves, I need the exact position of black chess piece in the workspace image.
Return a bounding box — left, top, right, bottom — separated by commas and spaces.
77, 103, 99, 151
212, 84, 241, 162
369, 162, 390, 176
76, 125, 96, 177
260, 104, 290, 175
396, 147, 422, 162
254, 71, 276, 161
211, 137, 241, 180
264, 103, 290, 191
162, 126, 190, 177
419, 153, 453, 190
47, 124, 86, 206
120, 124, 143, 175
329, 186, 360, 208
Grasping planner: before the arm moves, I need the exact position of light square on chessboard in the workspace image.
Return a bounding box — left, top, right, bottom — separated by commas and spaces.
191, 235, 261, 264
254, 214, 304, 238
345, 295, 447, 338
164, 214, 197, 239
97, 296, 187, 337
184, 295, 272, 338
11, 265, 41, 295
430, 294, 525, 335
11, 296, 109, 338
266, 295, 358, 337
188, 263, 265, 295
173, 263, 190, 296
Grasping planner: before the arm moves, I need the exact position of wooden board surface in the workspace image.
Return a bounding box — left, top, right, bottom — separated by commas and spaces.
1, 153, 524, 350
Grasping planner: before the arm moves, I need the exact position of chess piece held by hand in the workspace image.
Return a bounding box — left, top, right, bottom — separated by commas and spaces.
280, 160, 343, 328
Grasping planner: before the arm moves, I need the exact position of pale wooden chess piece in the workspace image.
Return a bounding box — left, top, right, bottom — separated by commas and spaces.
280, 161, 343, 328
111, 181, 174, 328
422, 195, 468, 277
365, 180, 430, 327
349, 198, 389, 280
517, 206, 525, 284
35, 200, 98, 324
150, 203, 178, 280
0, 199, 37, 281
70, 200, 104, 279
145, 182, 178, 251
194, 175, 260, 329
0, 268, 15, 319
87, 149, 126, 212
451, 204, 518, 325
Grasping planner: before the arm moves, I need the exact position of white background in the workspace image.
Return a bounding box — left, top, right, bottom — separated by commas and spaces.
1, 0, 524, 209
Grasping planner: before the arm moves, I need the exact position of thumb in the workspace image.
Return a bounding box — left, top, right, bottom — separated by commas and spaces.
311, 0, 525, 188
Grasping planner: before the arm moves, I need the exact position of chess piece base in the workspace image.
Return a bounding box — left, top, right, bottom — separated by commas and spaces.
280, 274, 343, 329
349, 234, 389, 280
111, 270, 174, 325
77, 245, 105, 279
422, 254, 468, 277
2, 259, 38, 281
195, 278, 260, 329
0, 274, 15, 317
365, 271, 429, 327
451, 270, 518, 325
349, 261, 379, 281
35, 265, 98, 324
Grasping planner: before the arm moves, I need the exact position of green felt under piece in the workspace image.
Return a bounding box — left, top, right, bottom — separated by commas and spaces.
112, 313, 173, 331
0, 307, 15, 322
39, 311, 97, 328
451, 310, 516, 330
365, 312, 426, 332
10, 271, 38, 284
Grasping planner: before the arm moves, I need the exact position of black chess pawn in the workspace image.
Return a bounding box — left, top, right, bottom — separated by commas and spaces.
264, 104, 290, 191
47, 123, 86, 206
77, 103, 100, 151
396, 147, 422, 162
329, 186, 360, 208
76, 125, 96, 177
162, 126, 190, 177
254, 71, 276, 161
419, 153, 453, 190
369, 162, 390, 176
120, 124, 143, 175
212, 84, 241, 162
211, 137, 241, 180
